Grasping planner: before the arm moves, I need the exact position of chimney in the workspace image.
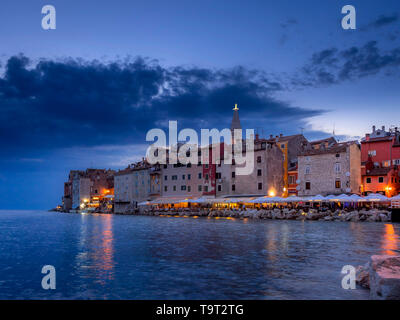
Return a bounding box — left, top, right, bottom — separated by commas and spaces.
255, 133, 259, 141
270, 134, 273, 139
372, 125, 376, 132
382, 126, 385, 131
280, 133, 283, 137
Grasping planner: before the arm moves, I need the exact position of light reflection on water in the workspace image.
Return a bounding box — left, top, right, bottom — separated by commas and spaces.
0, 210, 399, 300
382, 224, 399, 255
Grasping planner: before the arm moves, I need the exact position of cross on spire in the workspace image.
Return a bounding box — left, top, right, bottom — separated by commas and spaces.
233, 103, 239, 111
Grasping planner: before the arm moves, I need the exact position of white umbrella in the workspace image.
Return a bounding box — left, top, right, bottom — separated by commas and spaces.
390, 194, 400, 201
348, 194, 364, 202
365, 193, 389, 202
285, 196, 304, 202
309, 194, 326, 202
328, 194, 351, 202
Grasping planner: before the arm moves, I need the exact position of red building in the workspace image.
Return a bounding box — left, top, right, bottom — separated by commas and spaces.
288, 163, 298, 195
361, 126, 400, 197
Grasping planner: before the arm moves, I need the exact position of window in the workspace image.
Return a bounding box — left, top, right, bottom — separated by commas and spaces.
187, 174, 191, 180
163, 164, 167, 169
181, 185, 186, 191
198, 185, 202, 191
281, 144, 285, 149
232, 184, 236, 191
306, 156, 310, 162
173, 186, 177, 191
164, 186, 168, 192
394, 159, 400, 165
305, 166, 311, 174
164, 175, 168, 181
335, 153, 340, 158
378, 177, 384, 183
172, 175, 178, 180
257, 169, 262, 176
335, 180, 341, 189
258, 183, 263, 190
289, 175, 296, 185
205, 174, 209, 180
257, 156, 262, 163
188, 186, 191, 192
305, 182, 311, 190
366, 177, 372, 184
204, 186, 208, 192
383, 160, 391, 167
232, 172, 236, 178
216, 172, 222, 179
198, 173, 202, 179
368, 150, 376, 157
205, 164, 209, 169
182, 175, 185, 180
187, 163, 191, 168
232, 159, 236, 166
217, 185, 222, 192
335, 162, 341, 173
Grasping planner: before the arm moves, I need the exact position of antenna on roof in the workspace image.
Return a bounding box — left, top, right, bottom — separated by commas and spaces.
299, 127, 304, 135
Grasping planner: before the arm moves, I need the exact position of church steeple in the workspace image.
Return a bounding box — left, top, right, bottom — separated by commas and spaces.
230, 104, 241, 132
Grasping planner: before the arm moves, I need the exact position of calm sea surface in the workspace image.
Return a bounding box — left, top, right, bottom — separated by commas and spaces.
0, 210, 399, 299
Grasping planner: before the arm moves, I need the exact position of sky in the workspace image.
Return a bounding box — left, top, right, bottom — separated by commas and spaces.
0, 0, 400, 209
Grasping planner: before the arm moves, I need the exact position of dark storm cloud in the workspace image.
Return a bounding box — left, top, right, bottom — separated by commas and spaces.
0, 55, 323, 157
296, 41, 400, 86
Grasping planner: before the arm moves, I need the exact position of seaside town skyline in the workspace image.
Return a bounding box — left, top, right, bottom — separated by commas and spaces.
1, 1, 400, 210
60, 106, 400, 214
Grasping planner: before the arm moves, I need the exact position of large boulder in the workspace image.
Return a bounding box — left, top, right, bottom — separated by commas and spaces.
369, 255, 400, 300
356, 263, 370, 288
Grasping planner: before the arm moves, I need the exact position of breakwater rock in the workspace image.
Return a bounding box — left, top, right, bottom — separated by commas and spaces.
139, 208, 392, 222
357, 255, 400, 300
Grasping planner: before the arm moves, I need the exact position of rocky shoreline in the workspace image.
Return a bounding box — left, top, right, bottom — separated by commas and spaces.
138, 208, 393, 222
357, 255, 400, 299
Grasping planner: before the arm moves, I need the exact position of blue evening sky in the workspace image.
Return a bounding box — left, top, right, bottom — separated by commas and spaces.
0, 0, 399, 209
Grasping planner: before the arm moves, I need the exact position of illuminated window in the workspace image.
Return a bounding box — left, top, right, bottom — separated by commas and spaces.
335, 180, 341, 189
305, 182, 311, 190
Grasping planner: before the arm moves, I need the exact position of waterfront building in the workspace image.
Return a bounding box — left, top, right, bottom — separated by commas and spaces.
114, 160, 153, 213
62, 169, 115, 210
265, 134, 308, 196
70, 170, 91, 209
298, 141, 361, 196
287, 163, 298, 196
360, 126, 400, 196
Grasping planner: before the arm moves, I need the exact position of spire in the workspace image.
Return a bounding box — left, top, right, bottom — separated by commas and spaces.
230, 104, 241, 131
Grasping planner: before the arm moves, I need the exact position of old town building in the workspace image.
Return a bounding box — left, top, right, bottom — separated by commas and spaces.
361, 126, 400, 196
114, 160, 153, 213
62, 168, 115, 211
298, 141, 361, 196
